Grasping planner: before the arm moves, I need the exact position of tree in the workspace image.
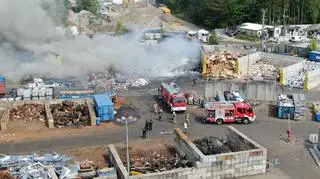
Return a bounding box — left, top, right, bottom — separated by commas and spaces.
308, 0, 320, 23
208, 31, 219, 45
307, 35, 318, 51
76, 0, 99, 15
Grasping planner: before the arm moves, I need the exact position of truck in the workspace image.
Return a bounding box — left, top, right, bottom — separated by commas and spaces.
187, 29, 210, 43
159, 82, 187, 112
203, 101, 256, 125
0, 76, 5, 97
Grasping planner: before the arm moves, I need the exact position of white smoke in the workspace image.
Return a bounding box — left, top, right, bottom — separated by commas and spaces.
0, 0, 201, 82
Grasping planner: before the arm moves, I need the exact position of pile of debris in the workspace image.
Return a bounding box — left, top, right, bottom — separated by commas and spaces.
194, 136, 232, 155
286, 63, 319, 88
203, 51, 241, 79
277, 94, 294, 107
247, 59, 279, 80
119, 148, 188, 174
51, 101, 90, 127
87, 73, 149, 90
10, 104, 46, 121
224, 91, 244, 102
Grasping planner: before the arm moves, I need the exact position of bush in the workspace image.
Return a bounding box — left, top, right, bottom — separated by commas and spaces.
235, 34, 259, 42
208, 31, 219, 45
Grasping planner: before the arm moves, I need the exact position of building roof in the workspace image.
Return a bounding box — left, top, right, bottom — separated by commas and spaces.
240, 23, 273, 31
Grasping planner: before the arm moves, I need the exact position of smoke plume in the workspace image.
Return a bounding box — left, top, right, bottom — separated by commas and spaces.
0, 0, 200, 82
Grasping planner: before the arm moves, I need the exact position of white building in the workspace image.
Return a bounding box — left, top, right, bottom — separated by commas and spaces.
238, 23, 281, 38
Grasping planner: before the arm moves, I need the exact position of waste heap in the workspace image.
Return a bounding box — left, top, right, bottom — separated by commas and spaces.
286, 63, 318, 88
277, 94, 294, 107
203, 51, 241, 79
193, 136, 232, 155
119, 148, 187, 174
87, 73, 149, 90
246, 59, 279, 80
51, 101, 90, 127
224, 91, 244, 102
10, 104, 46, 121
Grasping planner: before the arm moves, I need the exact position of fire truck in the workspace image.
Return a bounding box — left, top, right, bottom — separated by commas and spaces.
203, 101, 256, 125
159, 82, 187, 112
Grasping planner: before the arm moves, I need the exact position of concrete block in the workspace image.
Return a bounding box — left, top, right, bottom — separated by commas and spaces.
0, 121, 7, 131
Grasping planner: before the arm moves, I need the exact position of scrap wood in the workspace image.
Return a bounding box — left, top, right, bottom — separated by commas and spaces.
10, 104, 45, 121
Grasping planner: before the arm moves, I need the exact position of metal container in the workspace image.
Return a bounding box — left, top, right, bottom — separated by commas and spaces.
0, 76, 5, 82
277, 106, 295, 119
46, 88, 53, 96
308, 51, 320, 62
39, 88, 46, 97
0, 82, 5, 95
93, 93, 114, 122
32, 88, 39, 97
17, 88, 24, 96
316, 112, 320, 122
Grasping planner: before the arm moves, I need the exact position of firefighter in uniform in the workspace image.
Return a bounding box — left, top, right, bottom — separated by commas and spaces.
172, 111, 177, 123
185, 113, 190, 126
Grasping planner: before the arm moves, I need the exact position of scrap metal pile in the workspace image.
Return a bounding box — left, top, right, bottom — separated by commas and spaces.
194, 137, 232, 155
119, 148, 190, 174
0, 152, 73, 178
87, 73, 148, 90
10, 104, 46, 121
286, 63, 318, 88
51, 101, 90, 127
246, 59, 279, 80
277, 94, 294, 107
203, 51, 243, 79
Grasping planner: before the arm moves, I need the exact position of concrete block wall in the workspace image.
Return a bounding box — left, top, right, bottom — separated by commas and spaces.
109, 127, 267, 179
108, 144, 128, 179
307, 68, 320, 90
238, 52, 261, 75
86, 99, 96, 126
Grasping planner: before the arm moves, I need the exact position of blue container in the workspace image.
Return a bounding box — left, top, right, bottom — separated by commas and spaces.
0, 76, 5, 83
316, 112, 320, 122
277, 106, 295, 119
308, 51, 320, 62
96, 117, 101, 126
93, 93, 114, 122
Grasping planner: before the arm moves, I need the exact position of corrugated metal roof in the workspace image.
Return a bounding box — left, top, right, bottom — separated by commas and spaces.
94, 93, 113, 107
240, 23, 273, 31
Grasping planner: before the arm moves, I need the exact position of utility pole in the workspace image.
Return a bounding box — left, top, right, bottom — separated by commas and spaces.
282, 9, 288, 53
78, 0, 82, 34
260, 9, 266, 51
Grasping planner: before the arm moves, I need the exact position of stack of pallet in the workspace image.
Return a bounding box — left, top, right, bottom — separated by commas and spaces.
203, 51, 238, 79
292, 93, 306, 120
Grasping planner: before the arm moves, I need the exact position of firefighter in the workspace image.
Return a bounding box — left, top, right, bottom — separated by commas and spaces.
153, 103, 158, 113
142, 127, 147, 139
185, 113, 190, 126
193, 78, 197, 86
149, 119, 153, 130
287, 129, 292, 143
158, 109, 163, 121
183, 121, 188, 134
172, 111, 176, 123
145, 120, 149, 131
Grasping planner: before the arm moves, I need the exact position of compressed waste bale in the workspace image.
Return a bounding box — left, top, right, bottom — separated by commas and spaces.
193, 136, 232, 155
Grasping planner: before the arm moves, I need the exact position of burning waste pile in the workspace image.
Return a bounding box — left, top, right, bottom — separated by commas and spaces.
50, 100, 90, 127
119, 148, 191, 174
246, 59, 279, 80
115, 104, 140, 124
193, 136, 232, 155
10, 104, 46, 121
87, 72, 149, 90
203, 51, 244, 79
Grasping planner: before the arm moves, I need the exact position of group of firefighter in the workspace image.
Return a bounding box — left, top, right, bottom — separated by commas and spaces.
142, 103, 191, 139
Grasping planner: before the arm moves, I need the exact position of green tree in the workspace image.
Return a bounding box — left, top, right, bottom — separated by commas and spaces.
308, 0, 320, 23
76, 0, 99, 15
307, 35, 319, 51
208, 31, 219, 45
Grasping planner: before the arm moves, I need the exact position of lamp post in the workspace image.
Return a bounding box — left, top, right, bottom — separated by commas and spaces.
123, 112, 130, 178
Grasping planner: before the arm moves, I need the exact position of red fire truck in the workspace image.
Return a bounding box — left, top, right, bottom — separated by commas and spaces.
159, 82, 187, 112
203, 101, 256, 125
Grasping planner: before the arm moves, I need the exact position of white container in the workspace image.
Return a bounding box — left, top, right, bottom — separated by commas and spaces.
46, 88, 53, 96
23, 89, 32, 98
17, 88, 24, 96
309, 133, 318, 144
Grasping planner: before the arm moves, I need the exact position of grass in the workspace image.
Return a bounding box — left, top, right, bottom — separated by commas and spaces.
235, 34, 260, 42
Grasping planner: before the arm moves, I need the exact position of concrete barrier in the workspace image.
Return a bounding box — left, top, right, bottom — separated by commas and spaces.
109, 127, 267, 179
205, 80, 277, 101
306, 69, 320, 90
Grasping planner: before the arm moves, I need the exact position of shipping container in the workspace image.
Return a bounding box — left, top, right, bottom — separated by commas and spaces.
0, 76, 5, 82
308, 51, 320, 62
277, 106, 295, 119
93, 94, 114, 122
316, 112, 320, 122
0, 83, 5, 96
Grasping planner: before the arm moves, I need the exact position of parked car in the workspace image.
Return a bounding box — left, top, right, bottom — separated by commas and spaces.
289, 36, 303, 43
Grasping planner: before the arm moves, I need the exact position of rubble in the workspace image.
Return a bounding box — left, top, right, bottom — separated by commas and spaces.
286, 63, 319, 88
10, 104, 46, 121
277, 94, 294, 107
119, 148, 189, 174
115, 105, 140, 124
246, 59, 279, 80
224, 91, 244, 102
203, 51, 241, 79
87, 73, 149, 90
50, 101, 90, 127
193, 136, 232, 155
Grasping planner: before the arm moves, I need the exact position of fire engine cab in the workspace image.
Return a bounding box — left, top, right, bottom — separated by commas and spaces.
204, 102, 256, 125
